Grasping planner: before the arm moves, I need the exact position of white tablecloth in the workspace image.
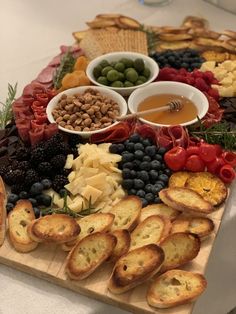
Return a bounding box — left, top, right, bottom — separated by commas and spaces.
0, 1, 236, 313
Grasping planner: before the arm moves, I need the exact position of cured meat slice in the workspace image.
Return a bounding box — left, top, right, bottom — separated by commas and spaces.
157, 126, 189, 149
134, 123, 157, 143
44, 123, 58, 140
29, 126, 45, 146
90, 122, 131, 143
36, 66, 55, 84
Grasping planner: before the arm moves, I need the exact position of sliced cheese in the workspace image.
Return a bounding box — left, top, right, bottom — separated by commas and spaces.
81, 185, 103, 204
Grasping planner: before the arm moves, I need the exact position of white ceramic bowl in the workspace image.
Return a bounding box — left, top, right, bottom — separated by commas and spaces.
128, 81, 209, 127
86, 52, 159, 96
46, 86, 127, 137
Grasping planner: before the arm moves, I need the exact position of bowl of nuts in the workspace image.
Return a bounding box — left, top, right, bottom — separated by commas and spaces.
46, 86, 128, 137
86, 52, 159, 96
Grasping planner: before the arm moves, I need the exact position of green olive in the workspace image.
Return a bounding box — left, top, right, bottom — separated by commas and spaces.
111, 81, 124, 87
124, 67, 134, 75
135, 80, 144, 86
138, 75, 147, 83
142, 67, 151, 78
118, 72, 125, 81
114, 62, 125, 72
107, 70, 119, 82
134, 58, 145, 73
101, 66, 113, 76
110, 61, 117, 67
120, 58, 134, 68
93, 65, 102, 79
97, 76, 109, 85
125, 69, 138, 83
99, 59, 110, 68
124, 81, 134, 87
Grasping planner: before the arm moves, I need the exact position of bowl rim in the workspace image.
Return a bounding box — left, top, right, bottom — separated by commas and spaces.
128, 81, 209, 127
46, 85, 128, 135
86, 51, 159, 92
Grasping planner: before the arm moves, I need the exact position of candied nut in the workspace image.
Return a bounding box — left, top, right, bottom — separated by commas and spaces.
75, 118, 82, 125
61, 94, 67, 100
82, 113, 90, 119
103, 122, 112, 127
87, 108, 94, 116
66, 96, 74, 104
59, 121, 66, 127
65, 125, 74, 130
81, 103, 90, 111
107, 111, 116, 119
61, 110, 67, 116
95, 111, 102, 119
63, 114, 71, 120
60, 99, 67, 107
53, 113, 59, 119
73, 100, 82, 107
83, 127, 90, 131
76, 112, 81, 117
113, 104, 120, 110
113, 110, 120, 116
74, 126, 81, 131
100, 116, 111, 123
69, 114, 77, 123
84, 118, 92, 126
101, 104, 109, 114
94, 122, 101, 128
95, 101, 102, 108
56, 117, 63, 123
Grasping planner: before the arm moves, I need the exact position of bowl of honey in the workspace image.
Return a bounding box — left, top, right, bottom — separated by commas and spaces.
128, 81, 209, 127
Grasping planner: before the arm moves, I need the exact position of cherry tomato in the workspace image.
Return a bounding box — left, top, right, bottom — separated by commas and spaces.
199, 143, 217, 162
186, 146, 200, 157
164, 147, 187, 171
221, 151, 236, 168
219, 164, 236, 183
185, 155, 205, 172
206, 157, 225, 174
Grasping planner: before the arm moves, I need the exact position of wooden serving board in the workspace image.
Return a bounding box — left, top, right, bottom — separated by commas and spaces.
0, 202, 226, 314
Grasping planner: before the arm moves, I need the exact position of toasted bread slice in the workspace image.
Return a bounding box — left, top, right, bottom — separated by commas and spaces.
140, 204, 180, 223
0, 176, 6, 246
8, 200, 38, 252
185, 172, 227, 206
108, 244, 165, 294
171, 217, 214, 239
66, 232, 116, 280
158, 26, 190, 34
159, 33, 192, 41
110, 196, 142, 232
147, 269, 207, 308
182, 16, 209, 30
159, 187, 213, 215
110, 229, 131, 262
168, 171, 192, 188
130, 215, 171, 251
27, 214, 80, 243
115, 16, 141, 30
62, 213, 114, 251
160, 232, 200, 272
158, 41, 191, 51
222, 30, 236, 39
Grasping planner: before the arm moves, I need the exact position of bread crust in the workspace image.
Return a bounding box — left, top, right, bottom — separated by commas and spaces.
109, 229, 131, 262
168, 171, 192, 188
159, 187, 213, 215
27, 214, 81, 243
8, 200, 38, 253
160, 232, 201, 272
140, 204, 180, 223
108, 244, 165, 294
66, 232, 116, 280
147, 269, 207, 308
0, 176, 6, 246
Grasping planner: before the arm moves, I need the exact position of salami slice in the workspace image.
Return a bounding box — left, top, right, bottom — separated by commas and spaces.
90, 122, 130, 143
29, 126, 45, 146
44, 123, 58, 140
36, 66, 55, 84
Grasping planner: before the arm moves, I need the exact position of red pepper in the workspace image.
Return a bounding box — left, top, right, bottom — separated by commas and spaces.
214, 144, 223, 156
199, 143, 217, 162
34, 112, 48, 124
186, 146, 200, 157
221, 151, 236, 168
164, 146, 187, 171
185, 155, 205, 172
219, 164, 236, 183
206, 157, 225, 174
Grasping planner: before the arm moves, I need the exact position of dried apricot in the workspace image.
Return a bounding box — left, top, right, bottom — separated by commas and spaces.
77, 75, 91, 86
61, 73, 80, 89
74, 56, 88, 71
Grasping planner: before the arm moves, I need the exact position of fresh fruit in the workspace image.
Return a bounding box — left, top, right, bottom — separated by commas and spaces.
164, 147, 187, 171
185, 155, 205, 172
30, 182, 44, 196
219, 164, 236, 183
222, 151, 236, 167
7, 194, 19, 204
199, 143, 217, 162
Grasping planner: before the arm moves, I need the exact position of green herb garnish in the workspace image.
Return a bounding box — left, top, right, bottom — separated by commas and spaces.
0, 83, 17, 129
53, 49, 76, 89
140, 25, 159, 54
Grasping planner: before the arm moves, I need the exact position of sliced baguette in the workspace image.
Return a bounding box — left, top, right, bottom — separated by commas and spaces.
110, 196, 142, 232
159, 187, 213, 215
62, 213, 114, 251
108, 244, 165, 294
110, 229, 131, 262
8, 200, 38, 252
27, 214, 80, 243
140, 204, 180, 223
0, 176, 6, 246
171, 217, 214, 239
160, 232, 201, 272
130, 215, 171, 251
168, 171, 192, 188
66, 232, 116, 280
147, 269, 207, 308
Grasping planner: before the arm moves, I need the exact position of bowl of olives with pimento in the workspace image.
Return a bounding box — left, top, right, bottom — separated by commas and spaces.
86, 52, 159, 96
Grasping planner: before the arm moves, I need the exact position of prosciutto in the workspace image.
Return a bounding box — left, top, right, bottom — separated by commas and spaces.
157, 126, 189, 149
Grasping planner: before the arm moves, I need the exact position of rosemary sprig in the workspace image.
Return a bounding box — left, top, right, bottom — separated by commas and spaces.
53, 49, 76, 89
0, 83, 17, 129
140, 24, 159, 54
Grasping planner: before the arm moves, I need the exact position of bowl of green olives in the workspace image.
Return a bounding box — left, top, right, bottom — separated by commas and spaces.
86, 52, 159, 96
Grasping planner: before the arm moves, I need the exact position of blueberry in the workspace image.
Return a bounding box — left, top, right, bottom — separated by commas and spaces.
145, 145, 156, 156
157, 147, 166, 155
41, 194, 52, 207
30, 182, 44, 196
152, 183, 163, 194
122, 153, 134, 163
164, 168, 172, 176
136, 189, 145, 198
125, 142, 135, 152
130, 170, 137, 179
122, 162, 133, 170
143, 155, 151, 162
132, 160, 141, 168
168, 56, 175, 64
149, 170, 159, 181
151, 160, 161, 170
128, 188, 137, 195
155, 180, 165, 188
133, 179, 145, 189
33, 207, 40, 218
134, 150, 144, 160
117, 143, 125, 153
28, 198, 37, 206
59, 188, 67, 197
158, 170, 164, 175
6, 203, 14, 213
140, 198, 148, 207
129, 133, 140, 143
35, 194, 44, 205
137, 170, 149, 182
145, 184, 153, 193
159, 174, 169, 184
7, 193, 19, 204
134, 143, 144, 151
109, 144, 119, 154
191, 62, 201, 68
142, 138, 152, 146
140, 161, 151, 171
181, 62, 188, 68
153, 197, 162, 204
19, 191, 28, 199
122, 179, 133, 189
122, 168, 131, 179
121, 150, 130, 156
154, 154, 163, 161
161, 163, 166, 170
145, 193, 155, 203
41, 179, 52, 190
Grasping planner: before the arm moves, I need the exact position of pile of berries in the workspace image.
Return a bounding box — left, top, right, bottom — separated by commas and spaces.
157, 67, 219, 100
151, 49, 205, 72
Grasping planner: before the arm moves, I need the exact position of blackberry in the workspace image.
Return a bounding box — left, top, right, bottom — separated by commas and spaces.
15, 147, 30, 161
4, 169, 25, 186
60, 168, 71, 177
37, 162, 53, 176
11, 184, 24, 194
70, 147, 78, 158
25, 169, 39, 187
50, 154, 66, 170
18, 161, 31, 171
52, 175, 69, 193
68, 134, 81, 147
49, 133, 64, 143
30, 147, 45, 165
0, 165, 8, 177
